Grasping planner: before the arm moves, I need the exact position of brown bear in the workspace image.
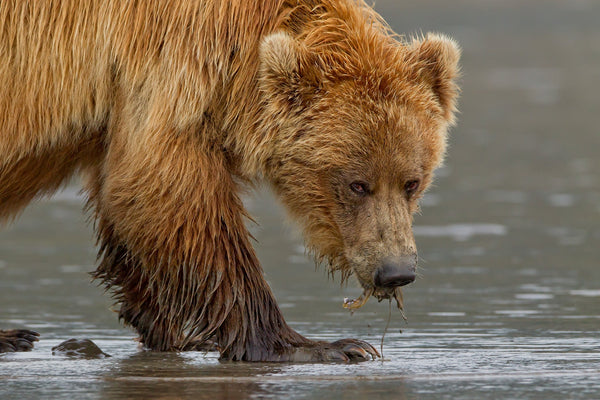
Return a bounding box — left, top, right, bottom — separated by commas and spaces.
0, 0, 459, 361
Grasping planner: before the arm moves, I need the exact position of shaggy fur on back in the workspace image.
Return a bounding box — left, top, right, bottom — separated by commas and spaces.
0, 0, 459, 360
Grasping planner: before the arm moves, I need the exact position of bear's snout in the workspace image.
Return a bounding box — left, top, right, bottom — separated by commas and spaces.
373, 256, 417, 288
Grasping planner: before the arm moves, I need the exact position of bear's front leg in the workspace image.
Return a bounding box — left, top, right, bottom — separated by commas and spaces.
90, 125, 377, 361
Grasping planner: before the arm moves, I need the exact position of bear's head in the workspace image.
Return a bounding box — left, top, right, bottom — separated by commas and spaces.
258, 27, 460, 303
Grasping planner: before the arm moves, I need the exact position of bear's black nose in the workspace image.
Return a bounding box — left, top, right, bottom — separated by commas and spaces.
373, 257, 416, 288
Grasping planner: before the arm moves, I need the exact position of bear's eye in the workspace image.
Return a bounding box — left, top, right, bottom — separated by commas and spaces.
349, 181, 369, 196
404, 179, 420, 196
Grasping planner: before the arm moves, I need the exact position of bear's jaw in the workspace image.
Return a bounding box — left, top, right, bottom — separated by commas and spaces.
375, 286, 405, 312
343, 286, 404, 312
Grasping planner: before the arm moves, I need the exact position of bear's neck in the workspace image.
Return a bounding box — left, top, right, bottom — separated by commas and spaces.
211, 0, 338, 183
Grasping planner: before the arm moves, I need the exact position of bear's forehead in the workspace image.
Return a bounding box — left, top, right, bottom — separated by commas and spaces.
303, 76, 444, 177
320, 98, 440, 175
305, 117, 434, 175
323, 84, 439, 147
323, 75, 438, 122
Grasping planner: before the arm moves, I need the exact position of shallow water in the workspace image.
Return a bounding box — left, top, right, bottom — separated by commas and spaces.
2, 1, 600, 399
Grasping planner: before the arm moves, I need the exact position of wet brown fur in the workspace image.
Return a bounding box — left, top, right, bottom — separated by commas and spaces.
0, 0, 459, 360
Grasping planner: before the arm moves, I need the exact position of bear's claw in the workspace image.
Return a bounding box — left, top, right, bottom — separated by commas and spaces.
280, 338, 380, 362
0, 329, 40, 352
330, 338, 380, 361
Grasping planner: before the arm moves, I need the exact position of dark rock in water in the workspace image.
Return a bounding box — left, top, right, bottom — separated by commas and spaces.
52, 338, 111, 359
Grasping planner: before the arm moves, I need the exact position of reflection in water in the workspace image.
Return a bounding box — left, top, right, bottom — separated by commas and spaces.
98, 352, 274, 400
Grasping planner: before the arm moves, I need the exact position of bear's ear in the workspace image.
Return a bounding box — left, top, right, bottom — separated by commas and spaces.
259, 32, 322, 106
408, 33, 461, 124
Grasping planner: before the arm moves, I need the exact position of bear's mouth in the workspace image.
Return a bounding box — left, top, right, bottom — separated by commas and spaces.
343, 286, 404, 311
